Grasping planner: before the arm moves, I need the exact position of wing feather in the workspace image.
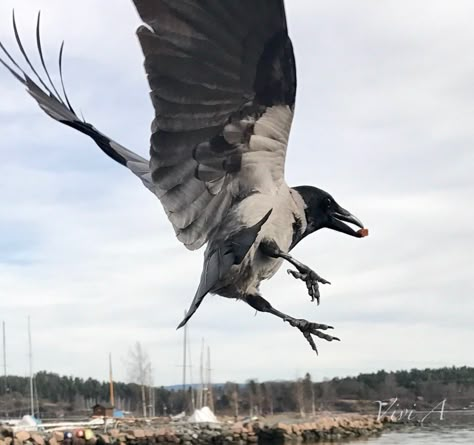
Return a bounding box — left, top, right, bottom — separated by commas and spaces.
134, 0, 297, 250
0, 12, 154, 192
1, 4, 298, 252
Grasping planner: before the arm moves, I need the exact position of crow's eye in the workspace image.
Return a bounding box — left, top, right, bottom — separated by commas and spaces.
326, 197, 332, 207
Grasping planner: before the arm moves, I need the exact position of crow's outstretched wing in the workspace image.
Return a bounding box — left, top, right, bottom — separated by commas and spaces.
133, 0, 297, 250
1, 4, 297, 251
0, 12, 154, 192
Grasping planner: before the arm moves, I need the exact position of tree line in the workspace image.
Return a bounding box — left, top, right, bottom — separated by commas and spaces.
1, 366, 473, 418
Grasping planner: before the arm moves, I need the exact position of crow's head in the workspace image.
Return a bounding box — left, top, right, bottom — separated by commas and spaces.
293, 186, 368, 238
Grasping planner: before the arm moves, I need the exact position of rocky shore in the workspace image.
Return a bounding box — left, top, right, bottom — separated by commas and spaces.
0, 415, 390, 445
257, 415, 387, 442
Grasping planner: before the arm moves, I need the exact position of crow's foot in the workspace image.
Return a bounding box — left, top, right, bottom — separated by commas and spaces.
287, 268, 330, 304
244, 293, 339, 355
284, 317, 340, 354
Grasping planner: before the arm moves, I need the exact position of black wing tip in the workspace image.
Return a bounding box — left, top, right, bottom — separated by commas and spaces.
257, 208, 273, 229
58, 40, 76, 115
0, 9, 79, 118
176, 318, 188, 330
177, 303, 201, 330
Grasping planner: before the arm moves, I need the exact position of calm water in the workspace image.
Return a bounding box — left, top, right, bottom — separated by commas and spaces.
318, 426, 474, 445
363, 425, 474, 444
319, 413, 474, 444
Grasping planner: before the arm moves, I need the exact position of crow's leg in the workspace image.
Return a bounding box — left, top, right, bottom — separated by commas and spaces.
260, 240, 330, 304
244, 294, 339, 354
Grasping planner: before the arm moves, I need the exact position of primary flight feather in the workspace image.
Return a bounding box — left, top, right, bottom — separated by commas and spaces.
0, 1, 368, 353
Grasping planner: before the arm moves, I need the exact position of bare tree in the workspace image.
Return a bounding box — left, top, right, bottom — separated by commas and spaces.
267, 382, 274, 415
303, 373, 315, 417
295, 379, 305, 418
148, 373, 156, 417
320, 378, 336, 410
126, 342, 152, 417
232, 384, 239, 419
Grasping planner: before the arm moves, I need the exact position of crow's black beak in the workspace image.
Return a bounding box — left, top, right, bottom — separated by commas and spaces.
328, 205, 366, 238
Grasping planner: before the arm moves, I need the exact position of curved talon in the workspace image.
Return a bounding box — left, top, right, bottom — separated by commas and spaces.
286, 318, 341, 352
287, 268, 330, 304
303, 331, 318, 354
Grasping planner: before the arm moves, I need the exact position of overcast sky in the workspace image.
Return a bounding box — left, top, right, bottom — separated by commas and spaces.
0, 0, 473, 389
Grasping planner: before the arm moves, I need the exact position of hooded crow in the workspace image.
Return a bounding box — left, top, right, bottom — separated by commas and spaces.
0, 1, 368, 353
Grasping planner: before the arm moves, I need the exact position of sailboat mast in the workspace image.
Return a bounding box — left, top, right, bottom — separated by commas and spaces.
2, 321, 6, 393
207, 346, 214, 411
199, 338, 204, 408
28, 316, 34, 416
109, 353, 115, 407
182, 310, 187, 411
187, 330, 195, 411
